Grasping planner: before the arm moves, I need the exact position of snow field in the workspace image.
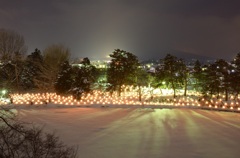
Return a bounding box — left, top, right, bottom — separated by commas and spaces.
17, 108, 240, 158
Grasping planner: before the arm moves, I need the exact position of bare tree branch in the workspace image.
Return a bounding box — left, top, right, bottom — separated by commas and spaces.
0, 107, 78, 158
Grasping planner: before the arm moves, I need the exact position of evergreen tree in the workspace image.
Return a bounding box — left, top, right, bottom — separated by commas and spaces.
135, 68, 148, 101
201, 59, 232, 100
20, 48, 43, 90
156, 54, 186, 98
71, 58, 96, 100
201, 63, 220, 97
107, 49, 139, 96
192, 60, 203, 91
0, 62, 15, 90
231, 53, 240, 98
54, 61, 73, 94
215, 59, 232, 101
178, 59, 188, 96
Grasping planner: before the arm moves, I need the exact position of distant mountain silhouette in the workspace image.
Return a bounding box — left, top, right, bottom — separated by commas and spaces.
169, 50, 215, 62
139, 50, 215, 63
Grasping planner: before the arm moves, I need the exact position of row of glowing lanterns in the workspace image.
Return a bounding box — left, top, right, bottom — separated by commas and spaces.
1, 86, 240, 111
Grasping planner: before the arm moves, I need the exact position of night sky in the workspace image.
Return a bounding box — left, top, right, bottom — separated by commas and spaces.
1, 0, 240, 60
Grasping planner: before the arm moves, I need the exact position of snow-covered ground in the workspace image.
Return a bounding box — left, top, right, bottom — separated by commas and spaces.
16, 107, 240, 158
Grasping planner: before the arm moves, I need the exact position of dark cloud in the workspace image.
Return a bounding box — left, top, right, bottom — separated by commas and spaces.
119, 0, 240, 18
1, 0, 240, 60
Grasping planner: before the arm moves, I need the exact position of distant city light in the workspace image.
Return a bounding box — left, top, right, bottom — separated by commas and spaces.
2, 89, 6, 95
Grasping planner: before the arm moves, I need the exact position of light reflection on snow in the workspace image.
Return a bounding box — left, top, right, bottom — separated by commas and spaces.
17, 108, 240, 158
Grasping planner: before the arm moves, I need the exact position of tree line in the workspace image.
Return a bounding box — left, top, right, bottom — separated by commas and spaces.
1, 28, 240, 101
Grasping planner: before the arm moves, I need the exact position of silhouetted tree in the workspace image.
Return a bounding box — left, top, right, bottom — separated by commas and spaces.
0, 59, 24, 92
107, 49, 139, 96
20, 48, 44, 90
71, 58, 96, 100
201, 59, 232, 100
192, 60, 203, 91
231, 53, 240, 98
54, 61, 73, 94
35, 44, 70, 91
178, 59, 188, 96
0, 28, 27, 62
156, 54, 185, 98
135, 68, 148, 101
0, 108, 78, 158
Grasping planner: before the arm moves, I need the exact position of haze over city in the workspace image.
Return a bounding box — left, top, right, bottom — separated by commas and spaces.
1, 0, 240, 60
